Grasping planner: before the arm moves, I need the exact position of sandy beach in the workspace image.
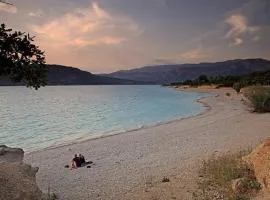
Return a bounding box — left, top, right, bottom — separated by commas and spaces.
24, 88, 270, 200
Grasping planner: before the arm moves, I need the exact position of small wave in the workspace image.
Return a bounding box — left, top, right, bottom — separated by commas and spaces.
2, 86, 214, 154
26, 100, 212, 154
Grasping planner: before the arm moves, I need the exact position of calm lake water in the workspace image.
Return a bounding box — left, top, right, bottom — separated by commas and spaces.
0, 86, 211, 152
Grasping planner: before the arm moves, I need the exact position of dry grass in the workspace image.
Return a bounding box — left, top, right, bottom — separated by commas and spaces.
144, 175, 154, 188
42, 185, 59, 200
42, 193, 58, 200
193, 151, 261, 200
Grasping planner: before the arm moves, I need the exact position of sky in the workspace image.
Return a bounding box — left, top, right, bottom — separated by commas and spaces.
1, 0, 270, 73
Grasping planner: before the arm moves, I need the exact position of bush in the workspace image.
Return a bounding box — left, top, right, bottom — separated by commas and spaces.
248, 88, 270, 112
193, 151, 261, 200
233, 82, 242, 93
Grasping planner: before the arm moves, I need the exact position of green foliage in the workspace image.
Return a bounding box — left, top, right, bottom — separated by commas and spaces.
247, 87, 270, 112
197, 75, 209, 84
0, 23, 47, 89
233, 82, 242, 93
201, 153, 250, 184
169, 70, 270, 91
233, 194, 249, 200
241, 178, 261, 191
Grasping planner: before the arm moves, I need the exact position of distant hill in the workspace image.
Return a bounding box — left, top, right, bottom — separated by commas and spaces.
2, 59, 270, 86
0, 65, 143, 86
104, 59, 270, 84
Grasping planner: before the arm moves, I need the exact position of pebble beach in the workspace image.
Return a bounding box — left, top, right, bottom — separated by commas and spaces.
24, 88, 270, 200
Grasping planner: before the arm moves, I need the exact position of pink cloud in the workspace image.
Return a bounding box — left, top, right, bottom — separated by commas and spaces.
157, 45, 210, 63
0, 2, 17, 13
225, 14, 259, 46
31, 2, 142, 48
179, 46, 209, 60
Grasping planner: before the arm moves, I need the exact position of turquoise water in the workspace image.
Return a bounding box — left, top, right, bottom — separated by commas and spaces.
0, 86, 211, 152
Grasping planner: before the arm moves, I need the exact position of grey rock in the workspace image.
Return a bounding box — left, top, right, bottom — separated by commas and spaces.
0, 145, 24, 164
0, 145, 42, 200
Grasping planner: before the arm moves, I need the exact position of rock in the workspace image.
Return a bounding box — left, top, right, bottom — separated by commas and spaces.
243, 138, 270, 198
0, 145, 42, 200
0, 145, 24, 164
161, 177, 170, 183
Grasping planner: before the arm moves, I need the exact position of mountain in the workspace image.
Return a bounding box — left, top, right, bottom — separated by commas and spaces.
104, 58, 270, 84
0, 65, 143, 86
45, 65, 144, 85
2, 59, 270, 86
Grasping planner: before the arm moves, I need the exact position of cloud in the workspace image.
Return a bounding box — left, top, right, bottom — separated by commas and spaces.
178, 46, 209, 60
31, 1, 142, 48
234, 38, 243, 46
72, 36, 126, 47
157, 45, 210, 64
190, 30, 218, 45
253, 36, 260, 41
229, 0, 270, 27
154, 59, 177, 65
28, 10, 43, 17
225, 14, 259, 46
92, 2, 111, 19
0, 2, 17, 13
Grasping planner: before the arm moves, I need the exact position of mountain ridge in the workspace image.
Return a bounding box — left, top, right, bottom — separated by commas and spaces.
1, 58, 270, 86
104, 58, 270, 84
0, 65, 145, 86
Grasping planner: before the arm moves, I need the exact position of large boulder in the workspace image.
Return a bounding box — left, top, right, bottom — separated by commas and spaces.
243, 138, 270, 199
0, 145, 24, 163
0, 145, 42, 200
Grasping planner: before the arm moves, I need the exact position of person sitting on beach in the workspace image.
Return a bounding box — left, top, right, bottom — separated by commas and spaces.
66, 154, 93, 169
79, 154, 86, 164
71, 154, 82, 168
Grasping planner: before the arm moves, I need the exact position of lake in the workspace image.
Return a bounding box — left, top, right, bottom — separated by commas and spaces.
0, 86, 211, 152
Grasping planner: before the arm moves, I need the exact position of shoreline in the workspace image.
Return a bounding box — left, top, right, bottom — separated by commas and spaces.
24, 87, 270, 200
25, 90, 214, 155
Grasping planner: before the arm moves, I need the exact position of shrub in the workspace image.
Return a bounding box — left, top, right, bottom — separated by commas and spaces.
233, 82, 242, 93
241, 178, 261, 191
193, 151, 261, 200
248, 87, 270, 112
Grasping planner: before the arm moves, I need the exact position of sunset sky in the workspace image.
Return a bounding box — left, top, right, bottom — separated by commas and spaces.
1, 0, 270, 73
